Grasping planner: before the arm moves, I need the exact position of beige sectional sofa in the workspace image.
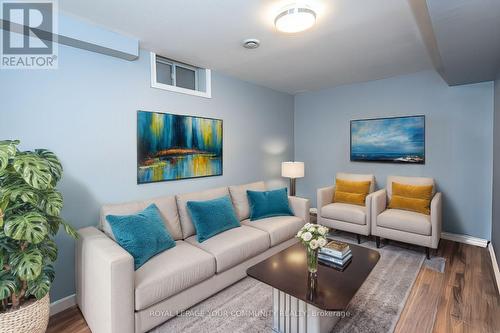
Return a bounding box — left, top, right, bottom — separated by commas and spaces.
76, 181, 310, 333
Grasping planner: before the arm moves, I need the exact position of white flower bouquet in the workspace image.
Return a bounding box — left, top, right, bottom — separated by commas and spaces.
296, 223, 329, 273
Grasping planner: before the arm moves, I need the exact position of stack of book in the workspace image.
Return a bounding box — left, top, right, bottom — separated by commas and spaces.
318, 240, 352, 270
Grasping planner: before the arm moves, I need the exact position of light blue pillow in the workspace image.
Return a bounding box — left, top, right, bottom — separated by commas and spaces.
247, 188, 294, 221
187, 195, 241, 243
106, 204, 176, 270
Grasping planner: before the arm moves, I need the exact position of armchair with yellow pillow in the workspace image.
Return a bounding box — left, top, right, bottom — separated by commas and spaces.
372, 175, 442, 259
317, 172, 376, 243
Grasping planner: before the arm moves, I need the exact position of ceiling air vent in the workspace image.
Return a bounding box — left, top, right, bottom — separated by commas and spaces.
242, 39, 260, 49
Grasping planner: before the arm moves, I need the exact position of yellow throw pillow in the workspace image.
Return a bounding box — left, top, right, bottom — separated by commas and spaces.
388, 182, 433, 215
333, 179, 371, 206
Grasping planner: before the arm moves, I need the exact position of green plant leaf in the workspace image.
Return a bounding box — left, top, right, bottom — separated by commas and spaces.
2, 177, 39, 207
26, 265, 53, 299
36, 239, 57, 262
61, 219, 78, 239
4, 212, 48, 244
13, 153, 53, 190
43, 263, 55, 282
34, 149, 63, 185
47, 215, 62, 236
0, 271, 17, 300
2, 201, 34, 218
0, 140, 19, 173
27, 275, 50, 299
0, 231, 16, 253
40, 190, 63, 216
0, 196, 7, 215
46, 217, 78, 239
9, 248, 43, 281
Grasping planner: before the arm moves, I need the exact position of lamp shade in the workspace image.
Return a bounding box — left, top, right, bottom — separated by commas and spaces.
281, 162, 304, 179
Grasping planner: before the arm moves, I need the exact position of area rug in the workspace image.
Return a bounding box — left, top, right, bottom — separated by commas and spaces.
328, 233, 425, 333
151, 235, 425, 333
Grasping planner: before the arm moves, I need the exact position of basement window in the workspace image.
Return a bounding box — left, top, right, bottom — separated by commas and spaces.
150, 53, 211, 98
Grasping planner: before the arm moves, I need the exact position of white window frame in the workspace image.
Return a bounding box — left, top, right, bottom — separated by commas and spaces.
150, 52, 212, 98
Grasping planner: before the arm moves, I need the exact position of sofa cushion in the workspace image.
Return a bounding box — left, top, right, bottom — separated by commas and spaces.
106, 204, 176, 270
101, 195, 183, 241
333, 179, 371, 206
185, 226, 270, 273
320, 203, 366, 225
337, 172, 375, 193
229, 181, 266, 220
176, 187, 230, 239
377, 209, 431, 236
247, 188, 294, 220
187, 195, 241, 243
388, 182, 433, 215
242, 216, 304, 246
135, 241, 216, 311
387, 176, 435, 200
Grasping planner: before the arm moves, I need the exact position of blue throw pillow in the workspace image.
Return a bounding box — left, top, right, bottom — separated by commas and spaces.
247, 188, 294, 221
106, 204, 176, 270
187, 195, 241, 243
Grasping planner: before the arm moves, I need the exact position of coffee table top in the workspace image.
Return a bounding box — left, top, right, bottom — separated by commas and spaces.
247, 242, 380, 311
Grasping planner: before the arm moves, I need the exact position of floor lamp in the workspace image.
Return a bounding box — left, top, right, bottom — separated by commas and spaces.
281, 162, 304, 196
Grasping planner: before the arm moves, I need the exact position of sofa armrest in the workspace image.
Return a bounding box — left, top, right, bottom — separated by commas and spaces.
76, 227, 134, 333
317, 185, 334, 216
371, 189, 387, 226
289, 196, 310, 224
365, 190, 378, 228
430, 192, 442, 249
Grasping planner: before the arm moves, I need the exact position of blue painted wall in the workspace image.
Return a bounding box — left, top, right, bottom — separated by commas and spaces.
0, 42, 495, 304
295, 70, 493, 240
0, 46, 294, 302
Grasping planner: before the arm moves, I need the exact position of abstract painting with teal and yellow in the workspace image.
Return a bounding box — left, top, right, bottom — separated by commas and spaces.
137, 111, 223, 183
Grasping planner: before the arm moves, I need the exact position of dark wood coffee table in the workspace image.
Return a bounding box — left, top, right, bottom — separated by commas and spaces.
247, 242, 380, 333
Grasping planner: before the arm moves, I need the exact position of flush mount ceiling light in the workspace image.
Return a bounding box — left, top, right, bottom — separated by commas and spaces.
274, 4, 316, 33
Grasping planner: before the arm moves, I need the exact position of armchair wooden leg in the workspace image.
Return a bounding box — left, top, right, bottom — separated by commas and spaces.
356, 234, 361, 244
375, 236, 380, 248
426, 247, 430, 260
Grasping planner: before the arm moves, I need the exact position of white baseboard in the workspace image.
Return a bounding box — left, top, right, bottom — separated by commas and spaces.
50, 293, 76, 316
441, 232, 488, 248
489, 244, 500, 295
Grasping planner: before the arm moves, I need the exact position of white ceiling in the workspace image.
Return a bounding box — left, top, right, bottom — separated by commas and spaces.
425, 0, 500, 85
60, 0, 434, 94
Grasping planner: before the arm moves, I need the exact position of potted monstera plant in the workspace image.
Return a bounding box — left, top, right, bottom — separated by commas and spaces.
0, 140, 77, 333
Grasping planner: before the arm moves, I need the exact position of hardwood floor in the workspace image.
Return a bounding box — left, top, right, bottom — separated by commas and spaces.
47, 305, 90, 333
395, 240, 500, 333
47, 239, 500, 333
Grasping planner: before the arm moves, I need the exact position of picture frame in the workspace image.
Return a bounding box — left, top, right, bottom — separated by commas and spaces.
350, 115, 425, 164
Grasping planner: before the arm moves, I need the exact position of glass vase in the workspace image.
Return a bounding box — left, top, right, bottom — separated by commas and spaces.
307, 246, 319, 274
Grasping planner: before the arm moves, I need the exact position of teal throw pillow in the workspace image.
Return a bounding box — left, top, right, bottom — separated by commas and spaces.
247, 188, 294, 221
187, 195, 240, 243
106, 204, 176, 270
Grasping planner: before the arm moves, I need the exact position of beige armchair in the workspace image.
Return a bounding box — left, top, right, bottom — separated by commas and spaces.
317, 173, 376, 243
372, 176, 442, 258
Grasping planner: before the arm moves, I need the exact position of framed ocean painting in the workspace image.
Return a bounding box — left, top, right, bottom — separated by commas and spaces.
350, 115, 425, 164
137, 110, 223, 184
